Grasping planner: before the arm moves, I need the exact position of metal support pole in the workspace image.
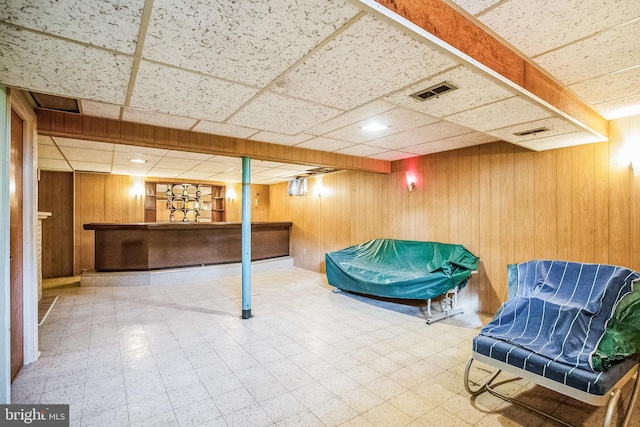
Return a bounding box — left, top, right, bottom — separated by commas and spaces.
241, 156, 252, 319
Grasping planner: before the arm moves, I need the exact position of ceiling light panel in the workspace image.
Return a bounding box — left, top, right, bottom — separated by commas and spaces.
325, 107, 439, 144
112, 152, 162, 166
384, 67, 514, 118
228, 92, 342, 135
130, 61, 260, 122
0, 0, 144, 54
0, 27, 132, 105
122, 107, 198, 130
445, 96, 552, 134
142, 0, 360, 87
477, 0, 639, 57
192, 121, 258, 139
304, 100, 396, 135
81, 100, 121, 120
271, 14, 458, 110
534, 19, 640, 85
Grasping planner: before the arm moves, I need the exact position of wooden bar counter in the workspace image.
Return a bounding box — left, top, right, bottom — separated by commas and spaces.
83, 222, 292, 272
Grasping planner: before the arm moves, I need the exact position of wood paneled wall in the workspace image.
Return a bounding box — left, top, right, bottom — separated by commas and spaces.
269, 115, 640, 315
225, 183, 271, 223
74, 173, 145, 275
38, 171, 74, 278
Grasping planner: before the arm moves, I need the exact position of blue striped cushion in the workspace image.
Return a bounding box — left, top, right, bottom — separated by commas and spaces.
473, 335, 640, 395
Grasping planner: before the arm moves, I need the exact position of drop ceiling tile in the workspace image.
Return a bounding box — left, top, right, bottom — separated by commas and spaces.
53, 137, 115, 151
253, 169, 295, 178
254, 160, 290, 169
445, 96, 552, 133
272, 14, 458, 110
384, 66, 514, 118
450, 0, 502, 16
296, 137, 354, 152
366, 121, 473, 150
59, 147, 112, 162
0, 0, 144, 54
368, 151, 416, 161
402, 132, 498, 155
191, 162, 234, 173
178, 171, 215, 181
478, 0, 640, 57
228, 92, 342, 135
130, 61, 259, 122
570, 66, 640, 106
115, 144, 169, 157
325, 108, 439, 143
210, 171, 243, 182
595, 94, 640, 120
276, 164, 317, 172
81, 100, 122, 119
154, 157, 202, 170
517, 131, 605, 151
192, 121, 258, 139
143, 0, 359, 87
534, 19, 640, 85
0, 26, 132, 104
210, 156, 242, 167
112, 151, 162, 166
38, 145, 65, 160
165, 150, 214, 161
250, 132, 313, 146
37, 135, 55, 145
38, 159, 72, 171
110, 165, 151, 176
334, 145, 388, 157
304, 101, 396, 135
123, 108, 198, 130
146, 168, 183, 178
68, 161, 112, 173
487, 117, 583, 143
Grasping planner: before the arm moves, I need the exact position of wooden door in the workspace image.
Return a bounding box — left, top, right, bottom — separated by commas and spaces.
10, 109, 23, 381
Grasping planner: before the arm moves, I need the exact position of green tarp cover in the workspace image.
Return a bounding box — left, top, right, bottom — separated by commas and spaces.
325, 239, 479, 300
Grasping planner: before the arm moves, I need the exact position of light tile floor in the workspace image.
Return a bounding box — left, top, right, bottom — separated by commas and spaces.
14, 268, 640, 426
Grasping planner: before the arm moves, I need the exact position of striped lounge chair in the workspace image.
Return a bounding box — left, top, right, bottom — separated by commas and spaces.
464, 260, 640, 427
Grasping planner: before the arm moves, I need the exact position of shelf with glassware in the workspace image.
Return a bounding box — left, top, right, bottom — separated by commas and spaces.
152, 183, 226, 223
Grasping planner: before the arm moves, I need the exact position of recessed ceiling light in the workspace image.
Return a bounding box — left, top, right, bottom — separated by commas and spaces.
361, 122, 389, 132
130, 158, 147, 164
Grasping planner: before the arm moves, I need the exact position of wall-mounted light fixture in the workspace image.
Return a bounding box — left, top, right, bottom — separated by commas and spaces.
314, 180, 325, 199
226, 188, 236, 201
130, 183, 145, 198
405, 171, 416, 192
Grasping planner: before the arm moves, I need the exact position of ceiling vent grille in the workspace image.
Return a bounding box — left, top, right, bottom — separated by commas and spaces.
410, 82, 458, 101
514, 127, 549, 137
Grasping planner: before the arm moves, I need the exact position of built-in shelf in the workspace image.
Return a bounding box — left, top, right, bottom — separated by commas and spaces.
144, 181, 226, 223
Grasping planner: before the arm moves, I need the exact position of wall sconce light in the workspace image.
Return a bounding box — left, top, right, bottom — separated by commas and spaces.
633, 161, 640, 176
226, 188, 236, 201
130, 183, 145, 198
405, 172, 417, 192
314, 182, 325, 198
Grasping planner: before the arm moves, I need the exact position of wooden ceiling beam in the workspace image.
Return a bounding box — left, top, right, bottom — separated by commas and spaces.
36, 109, 391, 174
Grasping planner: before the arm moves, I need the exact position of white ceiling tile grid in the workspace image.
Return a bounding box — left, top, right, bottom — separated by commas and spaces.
517, 131, 605, 151
0, 26, 132, 104
192, 121, 258, 139
365, 121, 473, 150
130, 61, 260, 122
383, 66, 515, 118
122, 107, 198, 130
296, 137, 354, 152
142, 0, 360, 87
249, 132, 314, 147
334, 145, 388, 157
0, 0, 144, 54
272, 14, 459, 111
325, 107, 440, 144
444, 96, 553, 134
80, 100, 122, 119
53, 137, 115, 151
476, 0, 640, 57
228, 92, 343, 135
402, 132, 498, 156
304, 100, 396, 136
486, 117, 584, 144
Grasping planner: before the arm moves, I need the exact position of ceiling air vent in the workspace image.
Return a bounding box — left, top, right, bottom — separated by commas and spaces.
514, 127, 549, 137
410, 82, 458, 101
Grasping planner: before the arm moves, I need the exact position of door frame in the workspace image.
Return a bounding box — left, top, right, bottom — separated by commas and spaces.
0, 88, 39, 403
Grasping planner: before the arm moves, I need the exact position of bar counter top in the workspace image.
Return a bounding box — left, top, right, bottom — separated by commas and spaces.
83, 221, 292, 271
